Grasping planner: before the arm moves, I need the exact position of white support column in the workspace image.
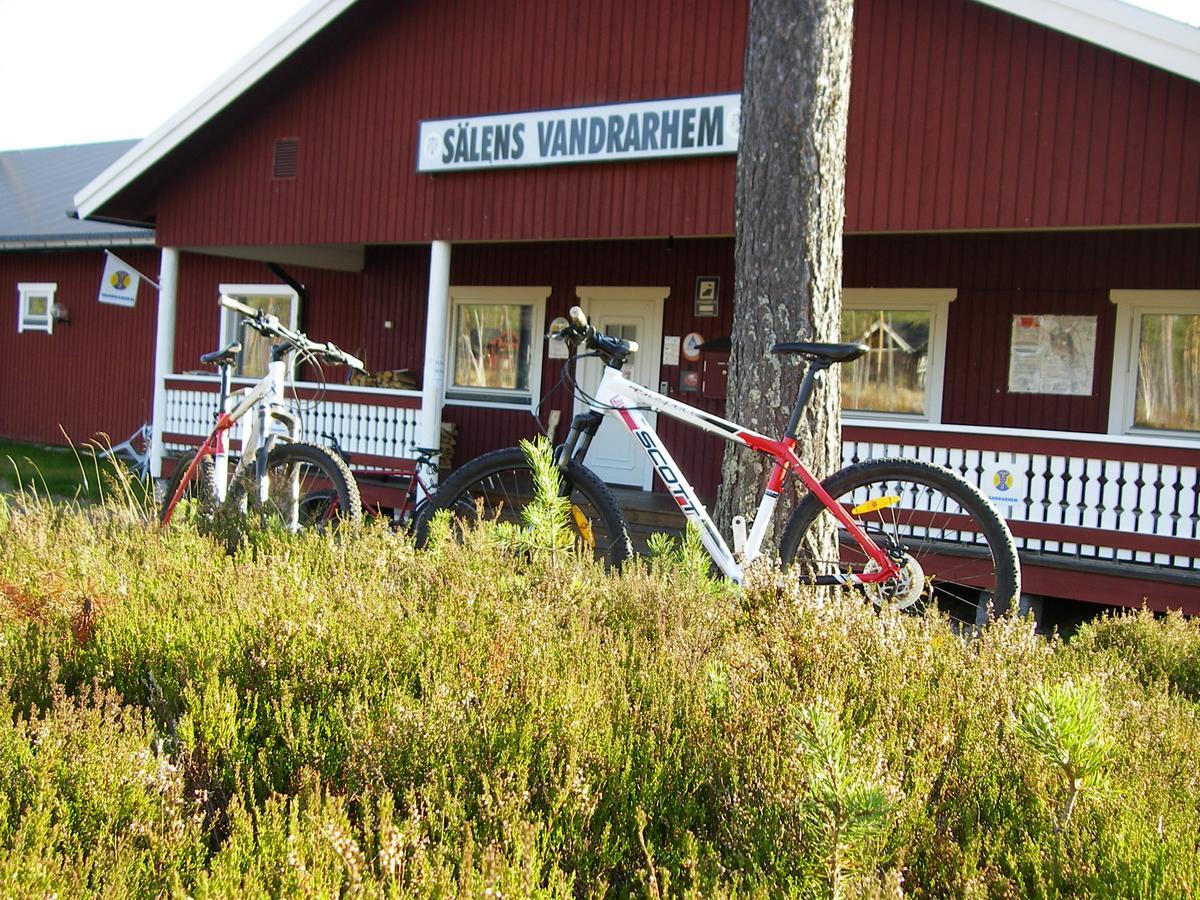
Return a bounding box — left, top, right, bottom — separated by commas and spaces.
418, 240, 451, 481
148, 247, 179, 479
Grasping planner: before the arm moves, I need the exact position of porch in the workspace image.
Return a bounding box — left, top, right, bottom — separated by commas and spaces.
159, 377, 1199, 612
842, 423, 1199, 612
161, 375, 427, 512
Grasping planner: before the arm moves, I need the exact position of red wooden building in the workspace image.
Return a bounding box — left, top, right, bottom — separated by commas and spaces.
51, 0, 1200, 612
0, 142, 158, 448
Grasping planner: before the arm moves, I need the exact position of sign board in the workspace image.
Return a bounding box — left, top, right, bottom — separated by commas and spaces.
418, 94, 740, 173
981, 463, 1026, 513
694, 276, 720, 317
1008, 315, 1097, 396
662, 335, 680, 366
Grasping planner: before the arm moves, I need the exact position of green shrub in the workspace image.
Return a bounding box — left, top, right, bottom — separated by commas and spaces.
1, 495, 1199, 897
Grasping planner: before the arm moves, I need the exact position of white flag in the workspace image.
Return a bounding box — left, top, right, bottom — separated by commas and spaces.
98, 252, 141, 307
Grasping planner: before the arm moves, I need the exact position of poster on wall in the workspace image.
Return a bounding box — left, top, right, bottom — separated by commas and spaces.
1007, 315, 1097, 396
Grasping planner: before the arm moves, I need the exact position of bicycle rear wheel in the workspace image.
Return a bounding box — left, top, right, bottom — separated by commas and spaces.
779, 458, 1020, 625
412, 447, 632, 568
227, 442, 363, 531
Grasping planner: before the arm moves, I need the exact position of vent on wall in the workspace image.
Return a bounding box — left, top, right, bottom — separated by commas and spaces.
273, 138, 299, 178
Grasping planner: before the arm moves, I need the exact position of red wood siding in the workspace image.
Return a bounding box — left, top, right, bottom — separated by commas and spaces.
844, 228, 1200, 431
443, 239, 736, 494
6, 229, 1196, 466
154, 0, 745, 248
0, 250, 159, 447
165, 229, 1198, 483
142, 0, 1200, 248
845, 0, 1200, 232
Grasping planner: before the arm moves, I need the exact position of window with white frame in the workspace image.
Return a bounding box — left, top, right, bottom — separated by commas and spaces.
1109, 291, 1200, 437
217, 284, 300, 378
839, 288, 956, 422
446, 286, 550, 405
17, 283, 56, 334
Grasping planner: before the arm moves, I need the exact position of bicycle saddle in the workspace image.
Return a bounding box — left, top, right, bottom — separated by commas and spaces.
200, 341, 242, 365
770, 341, 868, 363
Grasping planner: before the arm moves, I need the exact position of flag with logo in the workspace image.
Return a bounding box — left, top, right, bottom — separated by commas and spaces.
98, 251, 141, 307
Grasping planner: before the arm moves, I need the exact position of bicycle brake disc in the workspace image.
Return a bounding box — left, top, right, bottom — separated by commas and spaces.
863, 554, 927, 611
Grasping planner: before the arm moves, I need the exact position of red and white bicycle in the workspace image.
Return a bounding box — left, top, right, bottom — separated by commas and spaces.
416, 306, 1020, 622
159, 295, 365, 531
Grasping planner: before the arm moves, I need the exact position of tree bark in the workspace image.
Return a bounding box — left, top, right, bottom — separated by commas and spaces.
716, 0, 855, 548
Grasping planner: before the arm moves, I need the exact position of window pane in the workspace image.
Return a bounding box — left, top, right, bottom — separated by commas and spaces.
452, 303, 534, 393
841, 308, 931, 415
1134, 313, 1200, 432
26, 295, 49, 317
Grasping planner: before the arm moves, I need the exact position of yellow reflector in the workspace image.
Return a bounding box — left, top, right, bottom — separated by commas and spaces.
571, 504, 596, 547
851, 496, 901, 515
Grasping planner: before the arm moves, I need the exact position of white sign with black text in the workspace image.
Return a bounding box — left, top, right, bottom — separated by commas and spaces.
418, 94, 740, 173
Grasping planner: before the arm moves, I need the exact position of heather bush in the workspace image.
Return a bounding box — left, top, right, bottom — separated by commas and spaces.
1, 471, 1199, 897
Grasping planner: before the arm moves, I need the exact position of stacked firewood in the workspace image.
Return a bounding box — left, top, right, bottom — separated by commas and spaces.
349, 369, 419, 390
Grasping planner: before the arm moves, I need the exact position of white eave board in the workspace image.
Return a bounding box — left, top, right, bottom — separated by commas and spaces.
73, 0, 357, 221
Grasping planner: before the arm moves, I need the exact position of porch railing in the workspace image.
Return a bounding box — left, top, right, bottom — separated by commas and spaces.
162, 375, 423, 467
843, 422, 1200, 574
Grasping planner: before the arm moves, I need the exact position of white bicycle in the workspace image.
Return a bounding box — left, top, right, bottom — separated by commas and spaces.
416, 306, 1020, 622
160, 295, 366, 531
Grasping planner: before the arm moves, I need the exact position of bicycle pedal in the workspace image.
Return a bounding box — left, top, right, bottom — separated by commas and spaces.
732, 515, 748, 555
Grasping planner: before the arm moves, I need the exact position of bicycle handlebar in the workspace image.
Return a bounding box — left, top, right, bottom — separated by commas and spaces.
217, 294, 366, 372
550, 305, 640, 360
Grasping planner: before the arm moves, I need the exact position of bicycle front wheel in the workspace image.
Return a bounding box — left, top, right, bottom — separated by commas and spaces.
228, 442, 363, 531
412, 447, 632, 567
779, 458, 1020, 624
159, 454, 217, 526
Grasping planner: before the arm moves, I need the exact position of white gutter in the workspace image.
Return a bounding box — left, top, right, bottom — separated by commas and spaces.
73, 0, 357, 221
0, 236, 155, 250
975, 0, 1200, 83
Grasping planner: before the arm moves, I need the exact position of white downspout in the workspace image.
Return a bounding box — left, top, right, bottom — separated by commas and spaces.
418, 240, 451, 483
148, 247, 179, 480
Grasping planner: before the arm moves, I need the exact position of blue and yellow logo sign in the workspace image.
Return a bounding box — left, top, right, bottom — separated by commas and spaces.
992, 469, 1014, 493
110, 270, 132, 290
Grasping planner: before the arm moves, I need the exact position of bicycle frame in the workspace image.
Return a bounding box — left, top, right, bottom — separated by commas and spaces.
569, 363, 899, 585
162, 356, 297, 522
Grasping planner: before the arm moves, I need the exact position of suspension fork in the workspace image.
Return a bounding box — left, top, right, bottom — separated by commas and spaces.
552, 411, 605, 497
554, 411, 604, 467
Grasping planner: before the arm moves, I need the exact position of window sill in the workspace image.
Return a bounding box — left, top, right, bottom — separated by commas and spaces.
445, 394, 534, 411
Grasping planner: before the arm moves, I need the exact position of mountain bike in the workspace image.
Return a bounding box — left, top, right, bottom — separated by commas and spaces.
321, 433, 441, 530
415, 306, 1021, 622
160, 295, 365, 531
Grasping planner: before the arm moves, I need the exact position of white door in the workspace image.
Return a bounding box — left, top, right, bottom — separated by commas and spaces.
574, 287, 667, 488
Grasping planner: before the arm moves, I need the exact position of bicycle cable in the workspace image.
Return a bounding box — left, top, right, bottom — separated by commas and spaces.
560, 349, 656, 415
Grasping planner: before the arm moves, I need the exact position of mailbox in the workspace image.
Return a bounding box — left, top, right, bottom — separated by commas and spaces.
701, 351, 729, 399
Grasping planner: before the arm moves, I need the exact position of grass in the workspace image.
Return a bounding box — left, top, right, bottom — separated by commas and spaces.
0, 461, 1199, 896
0, 438, 148, 505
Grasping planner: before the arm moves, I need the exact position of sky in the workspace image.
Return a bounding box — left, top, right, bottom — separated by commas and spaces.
1, 0, 1197, 152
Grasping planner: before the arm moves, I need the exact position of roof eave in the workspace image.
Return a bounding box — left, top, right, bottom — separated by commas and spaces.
72, 0, 358, 222
975, 0, 1200, 83
0, 234, 156, 251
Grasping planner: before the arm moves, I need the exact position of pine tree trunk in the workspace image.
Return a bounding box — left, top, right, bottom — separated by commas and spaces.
716, 0, 855, 548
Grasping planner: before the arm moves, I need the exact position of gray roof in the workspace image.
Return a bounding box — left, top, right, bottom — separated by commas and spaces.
1, 141, 154, 248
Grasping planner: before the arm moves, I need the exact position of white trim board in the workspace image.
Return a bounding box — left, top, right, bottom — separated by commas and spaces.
976, 0, 1200, 84
73, 0, 356, 221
